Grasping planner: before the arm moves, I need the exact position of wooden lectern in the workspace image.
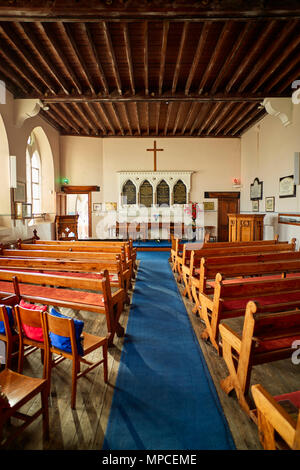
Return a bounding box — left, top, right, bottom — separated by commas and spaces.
55, 215, 79, 241
228, 213, 265, 242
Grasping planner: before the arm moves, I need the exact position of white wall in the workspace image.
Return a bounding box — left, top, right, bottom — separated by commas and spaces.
240, 102, 300, 244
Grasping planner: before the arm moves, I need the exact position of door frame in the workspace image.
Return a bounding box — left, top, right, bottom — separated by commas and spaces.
61, 185, 100, 238
204, 191, 240, 241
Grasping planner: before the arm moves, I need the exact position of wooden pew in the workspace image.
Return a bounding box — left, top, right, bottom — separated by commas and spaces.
15, 242, 134, 281
0, 250, 132, 299
251, 384, 300, 450
172, 235, 281, 273
0, 269, 125, 346
31, 238, 137, 270
185, 247, 300, 305
178, 238, 296, 282
219, 301, 300, 416
199, 274, 300, 353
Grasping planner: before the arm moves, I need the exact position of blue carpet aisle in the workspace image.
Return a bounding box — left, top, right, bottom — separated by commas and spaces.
103, 251, 235, 450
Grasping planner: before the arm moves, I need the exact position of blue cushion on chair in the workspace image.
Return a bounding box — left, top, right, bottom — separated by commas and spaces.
0, 306, 14, 335
48, 308, 84, 356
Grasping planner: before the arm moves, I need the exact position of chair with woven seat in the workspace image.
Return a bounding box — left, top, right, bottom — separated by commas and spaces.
0, 368, 49, 448
0, 304, 19, 370
14, 303, 48, 377
43, 309, 109, 409
251, 384, 300, 450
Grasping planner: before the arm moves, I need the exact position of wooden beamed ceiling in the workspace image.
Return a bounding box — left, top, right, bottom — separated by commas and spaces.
0, 2, 299, 137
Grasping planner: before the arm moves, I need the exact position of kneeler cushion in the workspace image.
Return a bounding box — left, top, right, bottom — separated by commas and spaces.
0, 306, 14, 335
222, 291, 300, 311
48, 307, 84, 356
19, 299, 47, 343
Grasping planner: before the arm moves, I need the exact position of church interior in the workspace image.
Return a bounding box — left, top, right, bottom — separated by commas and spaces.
0, 0, 300, 453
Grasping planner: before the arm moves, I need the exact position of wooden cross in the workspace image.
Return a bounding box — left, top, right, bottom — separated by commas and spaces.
147, 140, 164, 171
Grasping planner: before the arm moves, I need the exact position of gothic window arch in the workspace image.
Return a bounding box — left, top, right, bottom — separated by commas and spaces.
26, 134, 41, 214
173, 179, 187, 204
139, 180, 153, 207
122, 179, 136, 205
156, 179, 170, 206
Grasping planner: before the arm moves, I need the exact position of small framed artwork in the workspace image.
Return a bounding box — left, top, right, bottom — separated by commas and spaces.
22, 203, 32, 219
105, 202, 117, 211
14, 201, 23, 219
93, 203, 102, 212
279, 175, 296, 198
265, 196, 275, 212
250, 177, 263, 200
14, 181, 26, 202
203, 201, 215, 211
252, 200, 259, 212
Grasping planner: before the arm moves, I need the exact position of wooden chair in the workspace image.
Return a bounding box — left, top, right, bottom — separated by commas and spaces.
14, 304, 47, 377
43, 311, 109, 409
0, 305, 18, 369
0, 368, 49, 448
251, 384, 300, 450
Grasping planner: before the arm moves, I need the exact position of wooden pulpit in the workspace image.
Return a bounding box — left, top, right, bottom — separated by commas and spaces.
228, 213, 265, 242
55, 215, 79, 241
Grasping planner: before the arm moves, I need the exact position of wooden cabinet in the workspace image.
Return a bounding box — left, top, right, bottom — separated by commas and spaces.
228, 213, 265, 242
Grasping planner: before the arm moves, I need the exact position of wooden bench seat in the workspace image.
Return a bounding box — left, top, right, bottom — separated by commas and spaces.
199, 274, 300, 353
219, 301, 300, 417
0, 270, 125, 346
185, 249, 300, 305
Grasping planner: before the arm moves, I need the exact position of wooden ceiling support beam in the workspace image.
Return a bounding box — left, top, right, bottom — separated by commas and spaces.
102, 21, 122, 95
158, 21, 169, 95
83, 23, 109, 95
171, 21, 188, 94
123, 22, 135, 95
185, 21, 211, 95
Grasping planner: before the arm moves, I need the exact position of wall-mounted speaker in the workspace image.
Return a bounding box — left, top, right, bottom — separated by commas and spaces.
9, 155, 17, 188
294, 152, 300, 185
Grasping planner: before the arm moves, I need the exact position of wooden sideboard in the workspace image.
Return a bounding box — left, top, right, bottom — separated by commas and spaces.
55, 215, 79, 240
228, 213, 265, 242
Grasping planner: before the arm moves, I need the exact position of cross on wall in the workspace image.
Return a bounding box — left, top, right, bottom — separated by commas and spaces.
146, 140, 164, 171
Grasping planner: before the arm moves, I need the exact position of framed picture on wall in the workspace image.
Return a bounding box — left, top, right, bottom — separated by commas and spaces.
252, 200, 259, 212
22, 203, 32, 219
93, 203, 102, 212
250, 178, 263, 200
14, 181, 26, 203
265, 196, 275, 212
279, 175, 296, 198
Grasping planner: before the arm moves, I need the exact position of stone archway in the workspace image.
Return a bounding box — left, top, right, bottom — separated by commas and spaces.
0, 113, 11, 225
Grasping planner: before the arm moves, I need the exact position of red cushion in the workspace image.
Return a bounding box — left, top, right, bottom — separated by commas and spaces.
274, 390, 300, 409
222, 291, 300, 311
207, 273, 300, 287
19, 299, 47, 342
255, 335, 300, 353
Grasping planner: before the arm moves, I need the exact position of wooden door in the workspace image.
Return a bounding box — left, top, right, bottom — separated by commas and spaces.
205, 192, 240, 242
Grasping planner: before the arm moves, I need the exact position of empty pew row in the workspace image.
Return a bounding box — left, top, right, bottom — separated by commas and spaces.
0, 250, 132, 300
13, 242, 135, 281
0, 269, 125, 346
0, 256, 131, 303
29, 238, 137, 271
185, 250, 300, 308
177, 238, 297, 281
199, 274, 300, 353
171, 235, 282, 273
219, 301, 300, 418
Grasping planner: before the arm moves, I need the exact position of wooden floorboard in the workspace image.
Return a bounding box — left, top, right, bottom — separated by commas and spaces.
2, 258, 300, 450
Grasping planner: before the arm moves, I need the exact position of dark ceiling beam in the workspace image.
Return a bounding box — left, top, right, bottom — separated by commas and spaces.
0, 22, 56, 94
181, 102, 197, 135
38, 22, 82, 94
158, 21, 169, 95
231, 107, 265, 135
83, 23, 109, 95
102, 21, 122, 95
226, 20, 278, 92
156, 102, 161, 135
145, 102, 150, 135
172, 103, 183, 135
67, 102, 91, 135
185, 21, 211, 95
73, 102, 100, 135
134, 102, 141, 136
252, 32, 300, 92
206, 102, 235, 135
164, 102, 173, 136
97, 103, 116, 134
110, 102, 125, 136
198, 20, 233, 94
61, 22, 96, 95
44, 107, 72, 133
237, 109, 266, 136
39, 109, 64, 133
189, 103, 211, 135
197, 102, 224, 135
123, 22, 135, 95
214, 101, 246, 135
0, 58, 30, 94
38, 93, 278, 104
18, 22, 70, 95
0, 2, 300, 21
83, 102, 107, 136
171, 21, 188, 94
122, 103, 133, 136
223, 102, 258, 135
210, 21, 253, 94
143, 21, 149, 96
53, 103, 81, 134
237, 19, 298, 93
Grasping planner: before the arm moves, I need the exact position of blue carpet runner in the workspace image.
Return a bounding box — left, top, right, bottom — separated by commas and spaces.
102, 251, 235, 450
